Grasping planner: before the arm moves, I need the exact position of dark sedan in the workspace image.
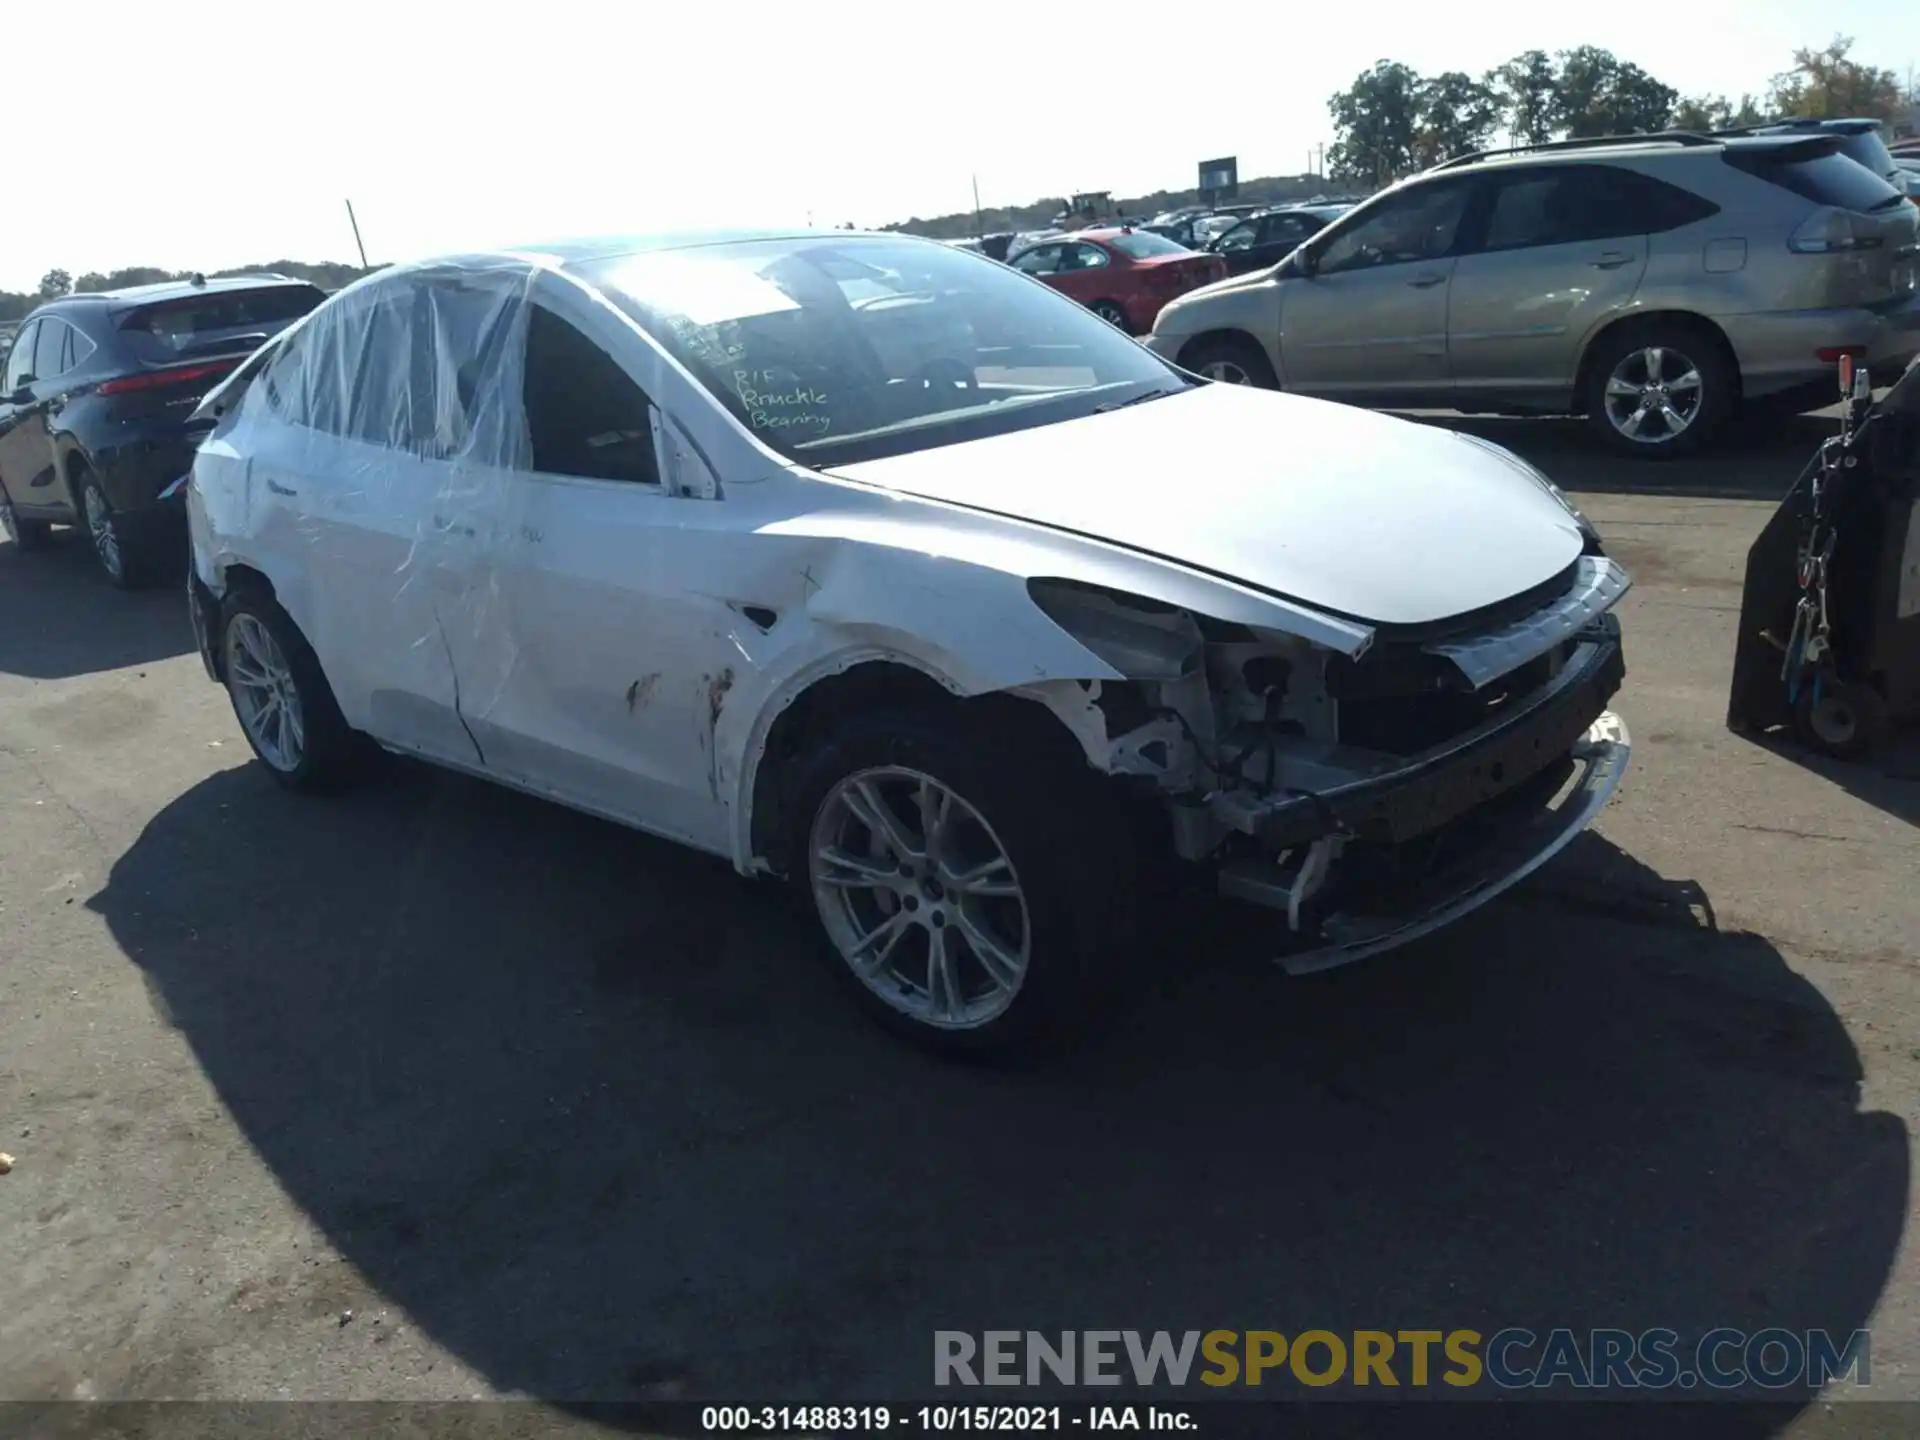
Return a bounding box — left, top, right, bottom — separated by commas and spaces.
1206, 205, 1352, 276
0, 274, 323, 586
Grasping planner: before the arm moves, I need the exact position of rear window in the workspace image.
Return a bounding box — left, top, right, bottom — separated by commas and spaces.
117, 284, 325, 365
1104, 229, 1192, 259
1832, 129, 1899, 180
1727, 149, 1906, 213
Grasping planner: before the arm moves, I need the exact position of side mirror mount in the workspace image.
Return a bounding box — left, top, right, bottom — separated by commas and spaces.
7, 381, 35, 404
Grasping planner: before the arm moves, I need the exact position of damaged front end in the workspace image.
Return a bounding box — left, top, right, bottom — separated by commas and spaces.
1022, 558, 1632, 970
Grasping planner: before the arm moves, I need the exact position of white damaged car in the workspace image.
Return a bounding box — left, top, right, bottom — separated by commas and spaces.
184, 230, 1631, 1050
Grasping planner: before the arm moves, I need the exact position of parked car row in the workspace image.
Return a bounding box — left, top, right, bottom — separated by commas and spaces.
1147, 128, 1920, 457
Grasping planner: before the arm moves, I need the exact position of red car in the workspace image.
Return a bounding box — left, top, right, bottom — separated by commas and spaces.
1006, 228, 1227, 335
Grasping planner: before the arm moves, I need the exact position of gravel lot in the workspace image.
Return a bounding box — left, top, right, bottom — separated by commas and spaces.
1, 412, 1916, 1433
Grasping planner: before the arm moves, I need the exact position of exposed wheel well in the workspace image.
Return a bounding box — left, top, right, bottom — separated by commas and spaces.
220, 562, 276, 600
746, 661, 1097, 876
1574, 311, 1741, 415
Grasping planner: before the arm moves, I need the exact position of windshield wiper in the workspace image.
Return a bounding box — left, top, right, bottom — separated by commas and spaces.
1092, 384, 1188, 413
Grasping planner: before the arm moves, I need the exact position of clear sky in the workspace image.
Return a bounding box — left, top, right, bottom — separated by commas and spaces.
3, 0, 1914, 292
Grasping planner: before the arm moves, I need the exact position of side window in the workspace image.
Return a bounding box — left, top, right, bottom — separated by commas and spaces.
1215, 222, 1258, 252
1479, 166, 1722, 254
1260, 215, 1311, 246
1012, 245, 1064, 275
32, 320, 69, 383
521, 304, 659, 485
1062, 243, 1110, 270
1480, 173, 1568, 252
260, 319, 338, 433
1597, 166, 1721, 232
1314, 184, 1472, 275
2, 321, 34, 389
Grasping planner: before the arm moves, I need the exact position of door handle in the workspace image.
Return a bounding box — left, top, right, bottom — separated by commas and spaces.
1590, 252, 1632, 269
1406, 272, 1447, 289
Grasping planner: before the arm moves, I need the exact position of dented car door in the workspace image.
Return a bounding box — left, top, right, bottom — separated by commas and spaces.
428, 286, 748, 854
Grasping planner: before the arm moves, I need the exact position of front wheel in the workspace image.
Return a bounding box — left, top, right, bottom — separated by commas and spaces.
220, 587, 360, 791
787, 710, 1128, 1053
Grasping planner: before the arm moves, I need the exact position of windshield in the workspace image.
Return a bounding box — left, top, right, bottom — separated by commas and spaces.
1104, 229, 1192, 259
581, 236, 1181, 466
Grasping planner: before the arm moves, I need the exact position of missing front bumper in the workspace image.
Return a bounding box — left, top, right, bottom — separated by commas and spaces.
1221, 710, 1631, 975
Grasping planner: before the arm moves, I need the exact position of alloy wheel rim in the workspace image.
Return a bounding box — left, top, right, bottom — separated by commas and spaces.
226, 615, 306, 772
1603, 346, 1704, 444
82, 484, 122, 577
808, 765, 1031, 1030
1201, 360, 1251, 384
1094, 303, 1127, 327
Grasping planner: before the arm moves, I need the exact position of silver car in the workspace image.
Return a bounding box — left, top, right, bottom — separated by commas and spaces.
1146, 133, 1920, 457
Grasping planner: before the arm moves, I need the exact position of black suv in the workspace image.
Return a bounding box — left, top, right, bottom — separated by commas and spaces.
0, 275, 324, 586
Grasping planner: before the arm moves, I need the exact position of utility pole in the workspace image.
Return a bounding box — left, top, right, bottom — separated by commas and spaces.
344, 200, 369, 269
972, 174, 984, 238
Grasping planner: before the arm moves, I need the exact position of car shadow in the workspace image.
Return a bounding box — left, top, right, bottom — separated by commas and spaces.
1405, 413, 1833, 503
1732, 727, 1920, 832
89, 758, 1907, 1428
0, 529, 191, 680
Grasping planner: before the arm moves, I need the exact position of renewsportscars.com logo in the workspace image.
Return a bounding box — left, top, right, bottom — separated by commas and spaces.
934, 1329, 1871, 1392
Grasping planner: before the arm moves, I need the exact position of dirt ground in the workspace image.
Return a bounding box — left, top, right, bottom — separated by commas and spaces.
1, 411, 1916, 1435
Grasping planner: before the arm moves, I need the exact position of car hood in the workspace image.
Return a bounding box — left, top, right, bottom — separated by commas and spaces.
824, 383, 1586, 628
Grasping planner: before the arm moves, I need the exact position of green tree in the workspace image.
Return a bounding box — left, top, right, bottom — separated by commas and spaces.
1551, 47, 1676, 136
1769, 34, 1904, 120
1672, 93, 1766, 132
37, 269, 72, 298
1493, 50, 1558, 146
1327, 61, 1424, 186
1415, 71, 1503, 166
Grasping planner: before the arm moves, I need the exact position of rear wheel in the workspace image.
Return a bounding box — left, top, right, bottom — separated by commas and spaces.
74, 468, 165, 587
0, 490, 51, 551
220, 585, 360, 791
1583, 322, 1734, 459
1180, 334, 1278, 389
1090, 299, 1130, 331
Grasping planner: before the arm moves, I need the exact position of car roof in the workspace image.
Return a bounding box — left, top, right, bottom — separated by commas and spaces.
49, 273, 317, 307
1434, 130, 1839, 175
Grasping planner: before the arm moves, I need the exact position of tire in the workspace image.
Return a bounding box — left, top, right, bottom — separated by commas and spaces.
1090, 300, 1131, 331
784, 706, 1133, 1054
73, 468, 164, 588
1180, 333, 1279, 389
1792, 678, 1888, 762
0, 489, 51, 551
218, 584, 360, 792
1582, 321, 1735, 460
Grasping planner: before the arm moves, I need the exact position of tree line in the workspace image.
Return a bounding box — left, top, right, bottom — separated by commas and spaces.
1, 260, 372, 326
1328, 35, 1914, 185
